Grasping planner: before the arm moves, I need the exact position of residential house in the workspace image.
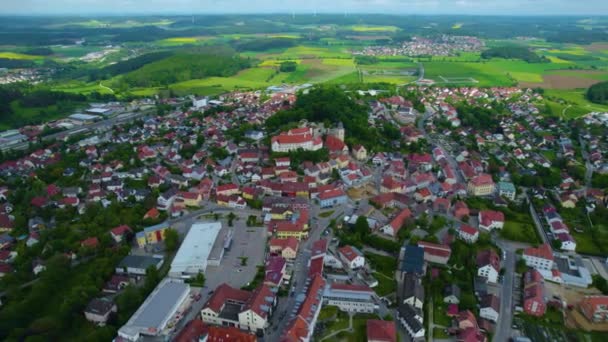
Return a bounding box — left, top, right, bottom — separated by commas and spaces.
523, 269, 546, 317
268, 237, 299, 260
400, 273, 424, 310
110, 225, 132, 243
84, 298, 116, 326
397, 303, 425, 340
497, 181, 516, 200
579, 295, 608, 323
417, 241, 451, 265
444, 284, 461, 304
458, 224, 479, 244
478, 210, 505, 231
380, 207, 412, 238
352, 145, 368, 161
135, 222, 170, 247
476, 249, 500, 284
338, 245, 365, 270
479, 294, 500, 322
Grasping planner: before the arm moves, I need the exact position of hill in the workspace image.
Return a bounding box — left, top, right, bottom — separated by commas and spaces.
118, 53, 252, 88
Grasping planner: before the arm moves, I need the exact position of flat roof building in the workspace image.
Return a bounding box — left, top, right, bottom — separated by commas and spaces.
169, 222, 222, 278
116, 254, 164, 276
117, 278, 190, 341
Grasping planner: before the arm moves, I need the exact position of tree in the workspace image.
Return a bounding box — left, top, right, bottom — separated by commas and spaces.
164, 228, 179, 252
551, 239, 562, 250
592, 275, 608, 295
354, 216, 370, 237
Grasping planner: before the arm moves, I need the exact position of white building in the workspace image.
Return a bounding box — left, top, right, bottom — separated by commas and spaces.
323, 283, 378, 313
118, 278, 190, 341
169, 222, 222, 278
523, 244, 554, 271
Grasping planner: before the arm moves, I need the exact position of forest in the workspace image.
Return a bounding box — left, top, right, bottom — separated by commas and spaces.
587, 81, 608, 105
481, 46, 548, 63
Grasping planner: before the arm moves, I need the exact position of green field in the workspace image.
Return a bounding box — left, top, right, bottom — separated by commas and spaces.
544, 89, 608, 119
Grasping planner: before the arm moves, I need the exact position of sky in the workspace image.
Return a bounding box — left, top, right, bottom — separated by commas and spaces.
1, 0, 608, 15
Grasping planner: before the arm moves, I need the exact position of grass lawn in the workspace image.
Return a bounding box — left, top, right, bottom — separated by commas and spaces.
318, 305, 339, 321
318, 310, 351, 339
433, 298, 452, 326
329, 313, 381, 342
373, 272, 396, 296
434, 327, 450, 338
500, 221, 540, 244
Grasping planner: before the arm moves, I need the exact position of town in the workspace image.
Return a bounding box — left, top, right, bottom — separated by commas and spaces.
0, 79, 607, 342
354, 35, 485, 57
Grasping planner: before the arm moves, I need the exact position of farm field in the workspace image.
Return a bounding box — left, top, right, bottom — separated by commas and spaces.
0, 52, 43, 60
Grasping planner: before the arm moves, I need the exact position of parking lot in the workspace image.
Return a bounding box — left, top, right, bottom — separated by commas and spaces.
204, 218, 267, 292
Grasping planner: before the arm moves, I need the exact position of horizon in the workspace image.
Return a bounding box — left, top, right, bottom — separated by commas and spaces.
1, 0, 608, 16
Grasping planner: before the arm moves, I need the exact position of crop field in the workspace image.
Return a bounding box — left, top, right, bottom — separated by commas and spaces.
52, 81, 115, 95
544, 89, 608, 117
0, 52, 43, 60
349, 25, 400, 32
156, 36, 213, 46
257, 45, 352, 59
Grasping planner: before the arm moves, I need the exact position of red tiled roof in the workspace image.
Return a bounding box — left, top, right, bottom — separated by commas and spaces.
366, 320, 396, 342
524, 243, 554, 261
418, 241, 452, 258
460, 224, 478, 236
476, 249, 500, 272
175, 317, 209, 342
325, 135, 346, 152
207, 326, 257, 342
479, 210, 505, 226
269, 237, 299, 252
330, 283, 372, 293
110, 225, 131, 236
318, 188, 346, 200
337, 245, 362, 262
80, 237, 99, 248
470, 173, 494, 186
203, 283, 251, 313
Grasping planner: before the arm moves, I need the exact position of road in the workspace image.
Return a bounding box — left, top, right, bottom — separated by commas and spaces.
524, 191, 548, 244
579, 136, 594, 189
266, 203, 343, 341
493, 238, 517, 342
417, 107, 465, 184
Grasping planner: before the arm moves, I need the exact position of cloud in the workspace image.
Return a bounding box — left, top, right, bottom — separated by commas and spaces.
0, 0, 607, 15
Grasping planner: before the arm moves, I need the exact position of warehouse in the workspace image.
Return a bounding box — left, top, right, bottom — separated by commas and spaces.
169, 221, 222, 278
117, 278, 190, 341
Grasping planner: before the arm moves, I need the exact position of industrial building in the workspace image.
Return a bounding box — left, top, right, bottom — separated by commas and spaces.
117, 278, 190, 341
169, 222, 225, 278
